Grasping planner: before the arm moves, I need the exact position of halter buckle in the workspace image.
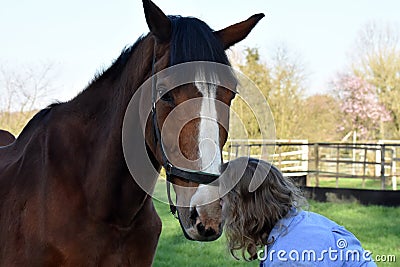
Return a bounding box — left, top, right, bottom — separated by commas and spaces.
166, 162, 173, 175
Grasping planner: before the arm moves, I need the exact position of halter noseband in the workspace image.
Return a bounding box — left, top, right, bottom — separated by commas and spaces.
150, 44, 220, 216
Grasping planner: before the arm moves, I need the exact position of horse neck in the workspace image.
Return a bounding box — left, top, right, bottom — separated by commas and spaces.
63, 36, 159, 226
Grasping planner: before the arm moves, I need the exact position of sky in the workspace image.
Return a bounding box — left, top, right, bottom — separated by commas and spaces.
1, 0, 400, 106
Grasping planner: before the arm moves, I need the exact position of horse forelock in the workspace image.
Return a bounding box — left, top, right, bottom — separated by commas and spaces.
169, 16, 230, 66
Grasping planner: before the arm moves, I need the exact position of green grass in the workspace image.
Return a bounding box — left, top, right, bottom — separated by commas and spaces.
152, 181, 400, 267
152, 180, 257, 267
307, 201, 400, 267
308, 177, 399, 190
152, 198, 256, 267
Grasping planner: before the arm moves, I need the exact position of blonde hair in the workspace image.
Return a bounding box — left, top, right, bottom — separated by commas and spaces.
221, 157, 307, 261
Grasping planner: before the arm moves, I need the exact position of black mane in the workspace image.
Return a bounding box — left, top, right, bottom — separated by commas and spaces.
169, 16, 230, 66
91, 36, 145, 83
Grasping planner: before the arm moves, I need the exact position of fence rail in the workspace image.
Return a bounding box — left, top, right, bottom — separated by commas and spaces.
223, 140, 400, 190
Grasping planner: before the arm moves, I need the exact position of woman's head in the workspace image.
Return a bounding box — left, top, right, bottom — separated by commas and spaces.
220, 157, 307, 261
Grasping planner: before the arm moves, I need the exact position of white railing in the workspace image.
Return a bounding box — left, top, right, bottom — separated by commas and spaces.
223, 139, 400, 190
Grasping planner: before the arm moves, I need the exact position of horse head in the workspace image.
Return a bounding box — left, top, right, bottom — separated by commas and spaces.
142, 0, 264, 241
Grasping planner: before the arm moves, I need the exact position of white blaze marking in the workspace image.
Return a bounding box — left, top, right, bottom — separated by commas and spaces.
190, 184, 220, 208
195, 71, 221, 175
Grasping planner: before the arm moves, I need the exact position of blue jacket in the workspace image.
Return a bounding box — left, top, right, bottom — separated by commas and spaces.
259, 210, 377, 266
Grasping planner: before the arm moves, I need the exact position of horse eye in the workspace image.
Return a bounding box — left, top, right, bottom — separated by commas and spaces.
160, 91, 174, 104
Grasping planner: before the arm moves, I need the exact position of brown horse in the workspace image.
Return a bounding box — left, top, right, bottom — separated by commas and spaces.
0, 0, 263, 266
0, 130, 15, 146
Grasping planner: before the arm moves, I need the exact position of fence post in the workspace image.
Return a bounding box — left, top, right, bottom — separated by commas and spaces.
336, 145, 339, 188
376, 142, 382, 177
278, 144, 282, 168
235, 145, 239, 159
314, 143, 319, 187
381, 144, 386, 190
362, 147, 367, 188
393, 148, 397, 191
301, 143, 309, 172
302, 143, 310, 186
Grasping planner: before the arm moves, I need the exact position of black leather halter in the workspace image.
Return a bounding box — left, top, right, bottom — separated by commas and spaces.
150, 45, 220, 216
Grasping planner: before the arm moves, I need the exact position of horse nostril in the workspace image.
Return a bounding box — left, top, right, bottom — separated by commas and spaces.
196, 222, 205, 233
196, 222, 216, 237
190, 207, 199, 222
204, 227, 216, 237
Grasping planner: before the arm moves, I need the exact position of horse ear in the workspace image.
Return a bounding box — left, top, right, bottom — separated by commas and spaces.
142, 0, 171, 42
215, 13, 265, 50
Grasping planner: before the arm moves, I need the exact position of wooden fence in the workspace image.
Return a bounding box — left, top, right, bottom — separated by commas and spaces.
223, 140, 400, 190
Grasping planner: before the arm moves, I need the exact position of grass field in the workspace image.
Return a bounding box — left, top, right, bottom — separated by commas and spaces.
308, 177, 399, 190
152, 181, 400, 267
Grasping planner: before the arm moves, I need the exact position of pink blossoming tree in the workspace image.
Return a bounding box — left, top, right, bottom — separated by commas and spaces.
334, 74, 392, 140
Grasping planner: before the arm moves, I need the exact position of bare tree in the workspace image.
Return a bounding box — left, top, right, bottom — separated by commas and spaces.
354, 21, 399, 62
232, 46, 308, 140
266, 45, 308, 140
0, 63, 55, 135
351, 21, 400, 139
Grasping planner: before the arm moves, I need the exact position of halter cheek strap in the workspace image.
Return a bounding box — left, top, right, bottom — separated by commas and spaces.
166, 179, 177, 217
